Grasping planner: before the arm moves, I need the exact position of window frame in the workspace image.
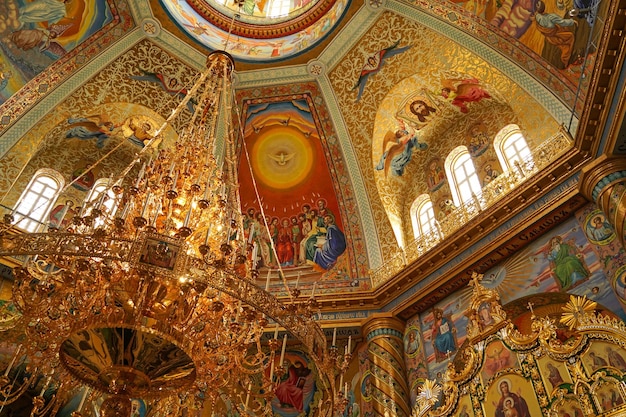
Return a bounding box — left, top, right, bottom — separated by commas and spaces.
12, 169, 65, 232
445, 146, 482, 207
410, 195, 439, 240
494, 124, 533, 173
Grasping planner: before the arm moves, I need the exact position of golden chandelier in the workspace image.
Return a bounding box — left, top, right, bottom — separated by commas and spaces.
0, 51, 346, 416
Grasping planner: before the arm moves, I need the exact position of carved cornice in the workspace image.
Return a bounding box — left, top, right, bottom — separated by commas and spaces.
574, 0, 626, 157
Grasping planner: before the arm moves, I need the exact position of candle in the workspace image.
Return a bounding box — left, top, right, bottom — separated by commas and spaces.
77, 387, 89, 411
248, 223, 255, 243
40, 376, 51, 396
332, 328, 337, 346
141, 191, 151, 217
295, 272, 300, 289
347, 336, 351, 352
273, 324, 279, 340
344, 382, 348, 396
150, 200, 162, 227
252, 243, 258, 270
171, 171, 179, 191
265, 269, 271, 290
279, 334, 287, 365
4, 345, 21, 377
135, 162, 146, 188
183, 202, 193, 227
245, 382, 251, 408
311, 282, 317, 298
339, 373, 343, 391
269, 359, 275, 382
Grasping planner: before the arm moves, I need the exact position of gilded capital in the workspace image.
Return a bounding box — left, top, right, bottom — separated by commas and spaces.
361, 314, 406, 341
579, 155, 626, 202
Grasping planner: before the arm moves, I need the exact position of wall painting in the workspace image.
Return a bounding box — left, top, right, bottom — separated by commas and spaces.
0, 0, 115, 103
238, 93, 365, 296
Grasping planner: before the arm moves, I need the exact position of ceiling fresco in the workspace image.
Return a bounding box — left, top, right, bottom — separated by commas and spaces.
160, 0, 349, 61
0, 0, 616, 303
0, 0, 134, 111
0, 40, 195, 203
237, 86, 370, 295
1, 101, 179, 214
327, 11, 563, 252
398, 0, 607, 111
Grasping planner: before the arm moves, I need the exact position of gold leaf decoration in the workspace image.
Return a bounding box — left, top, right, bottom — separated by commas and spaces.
560, 295, 597, 330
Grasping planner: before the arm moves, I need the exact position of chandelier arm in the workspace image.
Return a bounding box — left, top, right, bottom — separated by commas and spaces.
190, 265, 334, 404
0, 368, 35, 407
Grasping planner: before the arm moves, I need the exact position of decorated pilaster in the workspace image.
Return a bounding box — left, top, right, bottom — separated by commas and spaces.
362, 315, 411, 417
580, 157, 626, 309
580, 157, 626, 250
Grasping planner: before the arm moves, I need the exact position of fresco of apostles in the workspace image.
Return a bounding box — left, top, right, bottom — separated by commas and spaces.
243, 198, 346, 272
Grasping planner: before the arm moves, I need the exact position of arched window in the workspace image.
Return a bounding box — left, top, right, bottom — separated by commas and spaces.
410, 195, 439, 240
13, 169, 64, 232
267, 0, 290, 17
83, 178, 119, 225
445, 146, 482, 206
494, 124, 533, 173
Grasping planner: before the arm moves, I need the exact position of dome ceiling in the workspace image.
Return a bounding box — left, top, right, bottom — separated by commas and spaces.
160, 0, 349, 61
0, 0, 622, 315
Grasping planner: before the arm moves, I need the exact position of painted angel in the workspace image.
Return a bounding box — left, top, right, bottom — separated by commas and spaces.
352, 39, 411, 102
375, 120, 427, 177
130, 70, 196, 113
65, 113, 117, 149
10, 24, 72, 57
439, 76, 491, 113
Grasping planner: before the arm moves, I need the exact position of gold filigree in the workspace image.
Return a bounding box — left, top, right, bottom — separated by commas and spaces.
561, 295, 598, 330
411, 379, 441, 417
501, 322, 538, 350
370, 131, 573, 287
463, 272, 507, 344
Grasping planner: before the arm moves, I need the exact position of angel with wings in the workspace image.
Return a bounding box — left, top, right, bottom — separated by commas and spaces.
130, 70, 196, 113
352, 39, 411, 102
440, 76, 491, 113
375, 120, 427, 177
10, 24, 71, 57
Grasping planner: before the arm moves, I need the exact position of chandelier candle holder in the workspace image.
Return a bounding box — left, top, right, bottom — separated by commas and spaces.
0, 51, 341, 416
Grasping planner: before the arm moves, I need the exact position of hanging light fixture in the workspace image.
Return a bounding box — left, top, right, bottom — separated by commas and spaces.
0, 51, 346, 416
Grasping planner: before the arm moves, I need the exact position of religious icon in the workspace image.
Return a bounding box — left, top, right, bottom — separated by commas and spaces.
139, 238, 180, 270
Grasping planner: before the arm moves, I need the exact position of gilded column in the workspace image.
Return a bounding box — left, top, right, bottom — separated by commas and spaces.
361, 315, 411, 417
580, 157, 626, 251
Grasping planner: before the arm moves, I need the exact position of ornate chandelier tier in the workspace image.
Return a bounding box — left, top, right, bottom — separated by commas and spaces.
0, 51, 341, 416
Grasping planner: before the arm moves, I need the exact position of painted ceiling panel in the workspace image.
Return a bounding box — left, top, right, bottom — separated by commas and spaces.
160, 0, 350, 61
237, 85, 371, 295
0, 39, 196, 204
393, 0, 606, 110
0, 0, 135, 133
329, 11, 563, 260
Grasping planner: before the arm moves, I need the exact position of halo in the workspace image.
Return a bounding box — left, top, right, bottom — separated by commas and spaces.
496, 378, 512, 395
